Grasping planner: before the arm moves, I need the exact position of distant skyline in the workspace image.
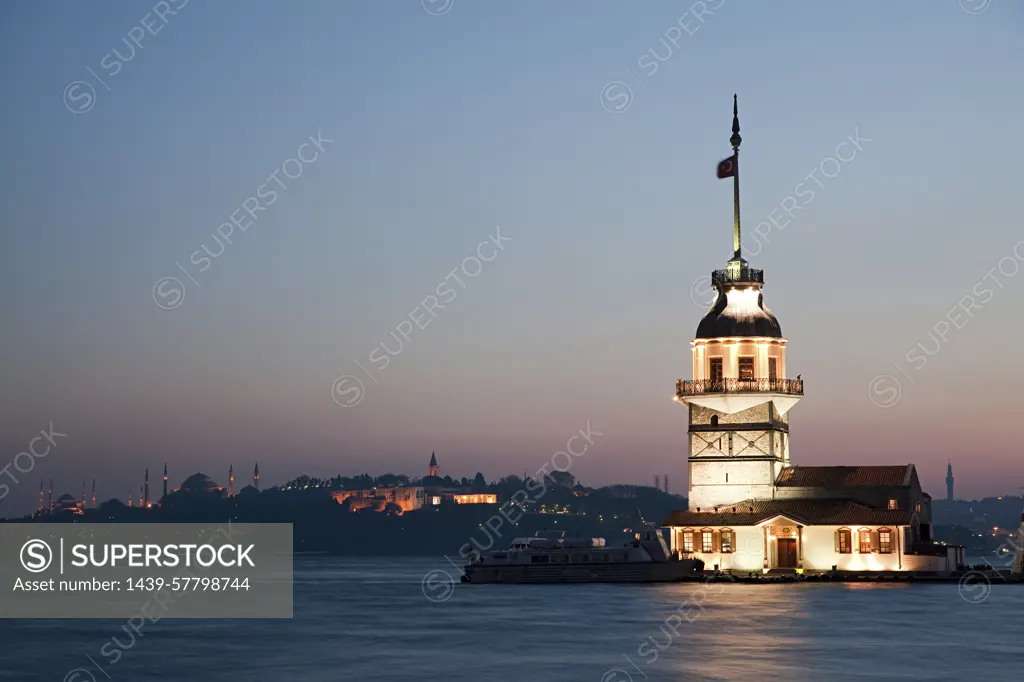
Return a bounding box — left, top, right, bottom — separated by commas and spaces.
3, 0, 1024, 515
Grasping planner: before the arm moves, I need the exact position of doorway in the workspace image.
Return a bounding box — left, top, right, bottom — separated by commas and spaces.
777, 538, 798, 568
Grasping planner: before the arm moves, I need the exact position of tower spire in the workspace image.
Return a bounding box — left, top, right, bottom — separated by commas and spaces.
730, 94, 743, 261
92, 478, 96, 508
163, 462, 168, 500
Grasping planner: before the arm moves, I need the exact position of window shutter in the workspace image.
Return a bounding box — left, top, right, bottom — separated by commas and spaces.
834, 530, 841, 553
871, 530, 880, 553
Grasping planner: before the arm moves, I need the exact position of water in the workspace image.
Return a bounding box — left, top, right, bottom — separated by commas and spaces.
2, 557, 1020, 682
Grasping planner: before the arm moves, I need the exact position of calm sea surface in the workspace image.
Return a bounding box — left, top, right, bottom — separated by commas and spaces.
2, 556, 1021, 682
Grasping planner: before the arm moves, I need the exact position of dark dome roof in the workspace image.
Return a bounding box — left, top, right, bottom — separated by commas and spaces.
56, 493, 77, 503
695, 285, 782, 339
179, 473, 220, 494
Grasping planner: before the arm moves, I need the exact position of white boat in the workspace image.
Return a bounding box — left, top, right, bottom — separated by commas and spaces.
462, 527, 704, 584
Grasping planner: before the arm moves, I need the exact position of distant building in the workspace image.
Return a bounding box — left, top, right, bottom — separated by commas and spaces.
427, 451, 439, 478
54, 493, 84, 516
450, 493, 497, 505
331, 486, 425, 514
173, 473, 227, 498
663, 98, 961, 573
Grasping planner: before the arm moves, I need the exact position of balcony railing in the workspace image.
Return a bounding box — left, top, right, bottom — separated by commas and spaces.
711, 267, 763, 287
677, 378, 804, 397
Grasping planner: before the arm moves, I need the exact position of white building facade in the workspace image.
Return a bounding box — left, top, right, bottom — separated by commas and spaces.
662, 99, 961, 573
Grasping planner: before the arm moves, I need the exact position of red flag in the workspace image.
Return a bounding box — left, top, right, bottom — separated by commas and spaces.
716, 154, 736, 179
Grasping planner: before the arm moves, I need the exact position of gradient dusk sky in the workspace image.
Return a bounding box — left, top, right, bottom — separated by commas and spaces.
1, 0, 1023, 515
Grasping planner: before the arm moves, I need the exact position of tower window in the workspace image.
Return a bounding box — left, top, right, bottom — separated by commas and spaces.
888, 499, 899, 510
709, 358, 723, 382
768, 357, 778, 381
710, 415, 719, 427
738, 357, 755, 380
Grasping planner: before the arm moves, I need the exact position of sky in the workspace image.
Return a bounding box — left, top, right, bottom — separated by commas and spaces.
1, 0, 1023, 515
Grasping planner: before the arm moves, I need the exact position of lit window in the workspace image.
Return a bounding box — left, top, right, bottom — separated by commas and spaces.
837, 528, 851, 554
915, 503, 921, 513
738, 357, 755, 380
768, 357, 778, 381
682, 529, 694, 553
701, 530, 714, 553
879, 528, 892, 554
709, 358, 723, 382
888, 499, 898, 510
859, 528, 872, 553
720, 529, 734, 553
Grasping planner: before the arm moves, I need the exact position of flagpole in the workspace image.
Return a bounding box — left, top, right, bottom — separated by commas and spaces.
730, 94, 742, 261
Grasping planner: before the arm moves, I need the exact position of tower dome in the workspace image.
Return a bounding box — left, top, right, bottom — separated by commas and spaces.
695, 262, 782, 339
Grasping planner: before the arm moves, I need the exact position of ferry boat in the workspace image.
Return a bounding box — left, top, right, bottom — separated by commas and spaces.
461, 526, 704, 584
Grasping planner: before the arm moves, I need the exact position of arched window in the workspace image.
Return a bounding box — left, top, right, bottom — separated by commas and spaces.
720, 528, 734, 553
710, 415, 719, 427
878, 528, 893, 554
836, 527, 852, 554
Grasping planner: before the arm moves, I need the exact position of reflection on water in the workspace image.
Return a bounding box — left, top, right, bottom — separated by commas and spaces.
0, 557, 1020, 682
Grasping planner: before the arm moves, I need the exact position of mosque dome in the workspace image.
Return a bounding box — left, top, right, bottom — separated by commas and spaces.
179, 473, 220, 494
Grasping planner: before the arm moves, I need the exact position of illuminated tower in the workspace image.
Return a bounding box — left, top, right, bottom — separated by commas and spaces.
676, 96, 803, 511
163, 463, 168, 500
128, 489, 133, 507
254, 462, 260, 491
144, 468, 150, 507
229, 465, 235, 497
38, 481, 43, 512
48, 479, 53, 513
428, 452, 439, 478
946, 461, 954, 501
81, 480, 86, 507
91, 478, 96, 508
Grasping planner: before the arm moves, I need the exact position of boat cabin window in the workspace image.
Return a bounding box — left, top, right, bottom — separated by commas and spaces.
531, 555, 549, 563
551, 554, 568, 563
572, 554, 589, 563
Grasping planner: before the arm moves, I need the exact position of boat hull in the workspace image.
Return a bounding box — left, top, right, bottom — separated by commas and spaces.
462, 560, 701, 584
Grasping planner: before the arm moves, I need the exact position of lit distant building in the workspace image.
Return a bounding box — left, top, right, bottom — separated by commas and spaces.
663, 98, 962, 573
54, 493, 84, 516
451, 493, 497, 505
331, 486, 425, 513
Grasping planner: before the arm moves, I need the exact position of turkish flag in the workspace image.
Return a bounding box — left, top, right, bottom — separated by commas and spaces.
716, 155, 736, 179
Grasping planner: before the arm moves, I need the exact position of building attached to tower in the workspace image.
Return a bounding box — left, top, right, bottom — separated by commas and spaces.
662, 98, 962, 573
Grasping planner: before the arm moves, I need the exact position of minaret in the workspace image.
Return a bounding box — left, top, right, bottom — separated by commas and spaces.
128, 489, 133, 507
140, 485, 144, 507
677, 96, 803, 511
144, 468, 150, 507
664, 474, 670, 494
163, 463, 168, 500
655, 474, 660, 491
254, 462, 260, 491
81, 480, 86, 507
91, 478, 96, 508
428, 452, 439, 478
48, 479, 53, 513
229, 465, 235, 497
38, 481, 44, 512
946, 461, 954, 501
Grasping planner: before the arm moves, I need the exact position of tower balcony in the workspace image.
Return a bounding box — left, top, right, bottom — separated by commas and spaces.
711, 266, 763, 287
676, 377, 804, 398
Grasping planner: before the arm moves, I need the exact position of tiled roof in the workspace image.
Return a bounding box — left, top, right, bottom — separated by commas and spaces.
775, 465, 913, 488
663, 499, 915, 527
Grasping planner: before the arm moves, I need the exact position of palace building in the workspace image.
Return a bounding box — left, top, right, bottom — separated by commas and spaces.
662, 97, 962, 573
